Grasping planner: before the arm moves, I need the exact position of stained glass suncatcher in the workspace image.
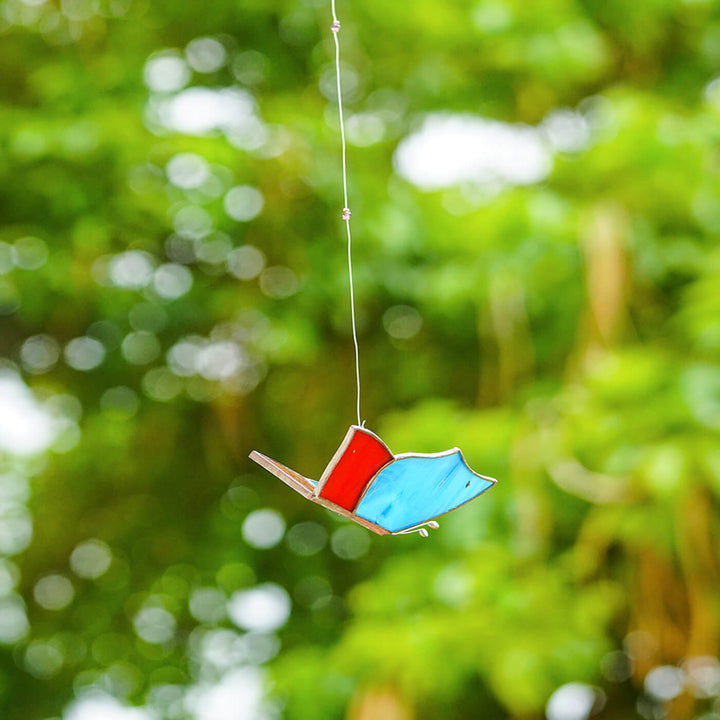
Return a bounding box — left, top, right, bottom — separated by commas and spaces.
248, 4, 498, 535
250, 426, 496, 537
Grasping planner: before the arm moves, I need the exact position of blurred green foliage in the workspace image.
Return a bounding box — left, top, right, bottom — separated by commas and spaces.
1, 0, 720, 719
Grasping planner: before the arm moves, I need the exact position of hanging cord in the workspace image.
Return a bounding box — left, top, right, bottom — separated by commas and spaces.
331, 1, 362, 427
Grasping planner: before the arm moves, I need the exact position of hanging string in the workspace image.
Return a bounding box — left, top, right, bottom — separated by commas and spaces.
330, 1, 362, 427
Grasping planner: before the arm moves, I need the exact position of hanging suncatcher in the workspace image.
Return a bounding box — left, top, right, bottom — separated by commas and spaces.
249, 1, 496, 538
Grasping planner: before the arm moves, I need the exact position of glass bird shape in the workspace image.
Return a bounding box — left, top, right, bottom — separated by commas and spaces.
249, 425, 496, 537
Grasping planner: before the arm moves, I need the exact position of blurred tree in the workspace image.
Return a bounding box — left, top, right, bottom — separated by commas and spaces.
0, 0, 719, 719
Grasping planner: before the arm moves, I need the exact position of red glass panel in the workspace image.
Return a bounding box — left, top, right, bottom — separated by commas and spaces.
319, 429, 394, 511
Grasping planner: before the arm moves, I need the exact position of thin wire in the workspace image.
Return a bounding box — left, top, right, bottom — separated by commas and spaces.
331, 0, 362, 427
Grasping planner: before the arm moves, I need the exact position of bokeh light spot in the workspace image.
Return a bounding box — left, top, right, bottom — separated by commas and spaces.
100, 386, 140, 418
12, 236, 48, 270
166, 152, 210, 189
433, 565, 473, 607
0, 243, 12, 274
133, 606, 176, 645
142, 367, 183, 402
65, 691, 155, 720
216, 562, 256, 594
223, 185, 264, 222
259, 266, 298, 298
144, 50, 191, 92
0, 596, 29, 644
293, 575, 332, 609
189, 587, 227, 624
330, 525, 370, 560
34, 574, 74, 611
196, 341, 245, 380
227, 245, 265, 280
167, 338, 201, 377
383, 304, 422, 339
196, 234, 233, 265
172, 205, 213, 240
186, 36, 226, 73
122, 331, 161, 366
285, 521, 327, 557
165, 235, 196, 265
227, 583, 290, 632
394, 113, 552, 190
0, 560, 19, 596
542, 109, 590, 153
108, 251, 155, 289
70, 539, 113, 579
64, 337, 105, 371
684, 656, 720, 698
20, 334, 60, 374
25, 638, 64, 678
0, 510, 33, 555
242, 509, 286, 549
644, 665, 685, 701
346, 112, 385, 146
154, 263, 193, 299
600, 650, 633, 683
232, 50, 268, 86
185, 666, 266, 720
150, 87, 259, 137
546, 683, 601, 720
0, 371, 56, 456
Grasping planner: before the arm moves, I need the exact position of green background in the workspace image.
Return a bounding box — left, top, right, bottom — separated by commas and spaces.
1, 0, 720, 718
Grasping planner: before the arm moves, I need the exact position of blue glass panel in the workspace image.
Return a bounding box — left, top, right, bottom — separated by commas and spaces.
355, 451, 494, 533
